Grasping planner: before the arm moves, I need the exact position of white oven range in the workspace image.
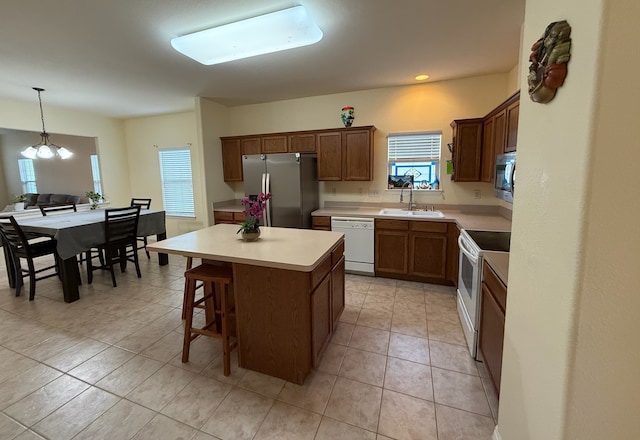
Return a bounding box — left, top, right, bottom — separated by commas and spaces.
457, 229, 510, 359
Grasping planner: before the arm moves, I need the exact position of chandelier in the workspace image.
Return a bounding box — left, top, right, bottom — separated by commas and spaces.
21, 87, 73, 160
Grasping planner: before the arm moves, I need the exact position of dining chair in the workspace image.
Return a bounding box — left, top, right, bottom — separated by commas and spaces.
86, 205, 141, 287
0, 216, 59, 300
130, 198, 152, 259
39, 204, 77, 216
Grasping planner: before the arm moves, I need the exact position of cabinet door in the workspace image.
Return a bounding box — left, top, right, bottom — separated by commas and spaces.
452, 119, 483, 182
221, 139, 243, 182
492, 110, 507, 157
446, 224, 461, 286
480, 118, 495, 183
505, 100, 519, 152
342, 130, 372, 181
311, 275, 332, 365
241, 137, 261, 155
289, 133, 316, 152
317, 132, 342, 180
409, 231, 447, 280
262, 135, 287, 153
214, 211, 234, 224
331, 256, 345, 328
479, 283, 505, 395
375, 229, 409, 274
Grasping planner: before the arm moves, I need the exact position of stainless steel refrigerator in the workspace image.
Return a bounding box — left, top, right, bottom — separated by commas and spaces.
242, 153, 319, 229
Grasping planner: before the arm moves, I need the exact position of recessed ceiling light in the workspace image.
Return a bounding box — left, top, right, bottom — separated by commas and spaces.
415, 74, 430, 81
171, 6, 323, 65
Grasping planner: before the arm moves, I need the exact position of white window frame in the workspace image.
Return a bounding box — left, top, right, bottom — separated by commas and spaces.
158, 147, 195, 218
18, 159, 38, 194
387, 131, 442, 191
90, 154, 103, 196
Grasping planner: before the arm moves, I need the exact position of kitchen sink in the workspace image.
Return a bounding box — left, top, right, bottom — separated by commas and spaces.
378, 208, 445, 218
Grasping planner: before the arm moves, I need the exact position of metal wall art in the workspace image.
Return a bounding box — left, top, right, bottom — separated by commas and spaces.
528, 20, 572, 103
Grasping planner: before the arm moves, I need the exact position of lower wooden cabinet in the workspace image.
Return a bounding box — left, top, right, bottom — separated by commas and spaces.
214, 210, 245, 225
479, 260, 507, 396
311, 275, 332, 365
375, 219, 455, 285
311, 216, 331, 231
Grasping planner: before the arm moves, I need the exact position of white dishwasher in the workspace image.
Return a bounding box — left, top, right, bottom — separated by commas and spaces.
331, 217, 375, 275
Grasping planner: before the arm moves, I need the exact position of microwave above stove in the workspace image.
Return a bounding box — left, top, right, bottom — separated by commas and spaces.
495, 152, 516, 203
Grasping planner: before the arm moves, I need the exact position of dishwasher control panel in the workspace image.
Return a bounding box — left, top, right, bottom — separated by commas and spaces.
330, 217, 374, 229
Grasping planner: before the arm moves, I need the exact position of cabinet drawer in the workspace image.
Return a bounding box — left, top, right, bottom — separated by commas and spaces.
331, 241, 345, 265
233, 212, 246, 223
312, 216, 331, 230
311, 254, 331, 290
375, 219, 409, 231
483, 262, 507, 312
410, 221, 448, 233
214, 211, 233, 223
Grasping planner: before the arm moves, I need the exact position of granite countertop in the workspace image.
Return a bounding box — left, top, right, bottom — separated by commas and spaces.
484, 251, 510, 285
148, 223, 344, 271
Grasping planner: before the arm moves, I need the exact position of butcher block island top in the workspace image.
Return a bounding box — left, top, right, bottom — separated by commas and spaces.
147, 223, 344, 271
148, 224, 346, 385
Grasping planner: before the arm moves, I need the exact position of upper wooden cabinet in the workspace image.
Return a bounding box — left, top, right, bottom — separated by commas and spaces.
342, 129, 373, 181
505, 98, 519, 152
451, 91, 520, 183
221, 139, 243, 182
450, 118, 483, 182
316, 132, 342, 181
221, 126, 375, 182
288, 133, 316, 153
262, 135, 287, 153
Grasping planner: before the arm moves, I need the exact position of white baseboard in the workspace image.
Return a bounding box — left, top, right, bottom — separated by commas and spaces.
492, 425, 502, 440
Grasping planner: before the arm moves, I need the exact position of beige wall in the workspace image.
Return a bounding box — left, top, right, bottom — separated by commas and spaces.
226, 74, 515, 207
196, 97, 235, 225
0, 96, 131, 207
123, 111, 204, 238
0, 130, 97, 204
496, 0, 640, 438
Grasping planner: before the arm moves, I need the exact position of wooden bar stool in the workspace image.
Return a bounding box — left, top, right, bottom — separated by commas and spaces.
182, 263, 237, 376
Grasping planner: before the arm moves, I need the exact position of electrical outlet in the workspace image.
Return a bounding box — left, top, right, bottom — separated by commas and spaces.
368, 190, 379, 197
473, 190, 481, 199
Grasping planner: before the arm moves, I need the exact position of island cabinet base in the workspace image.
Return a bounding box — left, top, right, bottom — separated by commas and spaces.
232, 241, 344, 385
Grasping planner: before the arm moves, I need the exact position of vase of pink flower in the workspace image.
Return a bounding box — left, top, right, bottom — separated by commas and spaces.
237, 192, 271, 241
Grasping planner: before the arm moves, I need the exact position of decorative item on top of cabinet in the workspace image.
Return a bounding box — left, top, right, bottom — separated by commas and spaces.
450, 118, 483, 182
340, 106, 355, 127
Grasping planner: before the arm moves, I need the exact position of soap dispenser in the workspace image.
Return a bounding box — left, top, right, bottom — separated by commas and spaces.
433, 177, 440, 190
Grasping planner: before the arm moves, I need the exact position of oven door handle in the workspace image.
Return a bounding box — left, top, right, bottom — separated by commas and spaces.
458, 235, 479, 264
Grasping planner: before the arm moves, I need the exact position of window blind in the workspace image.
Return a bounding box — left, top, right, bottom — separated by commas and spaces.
18, 159, 37, 193
158, 148, 195, 217
387, 131, 442, 162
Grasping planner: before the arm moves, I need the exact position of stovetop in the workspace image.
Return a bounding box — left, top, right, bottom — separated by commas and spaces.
465, 229, 511, 253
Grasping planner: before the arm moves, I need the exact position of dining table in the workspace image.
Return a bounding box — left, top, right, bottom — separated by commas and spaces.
4, 208, 168, 303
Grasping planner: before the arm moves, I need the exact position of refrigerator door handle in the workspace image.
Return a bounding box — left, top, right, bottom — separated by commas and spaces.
264, 172, 272, 227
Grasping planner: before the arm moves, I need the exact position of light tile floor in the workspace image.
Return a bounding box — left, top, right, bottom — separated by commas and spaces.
0, 252, 499, 440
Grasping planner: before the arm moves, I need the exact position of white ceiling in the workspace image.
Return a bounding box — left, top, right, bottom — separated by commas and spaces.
0, 0, 525, 118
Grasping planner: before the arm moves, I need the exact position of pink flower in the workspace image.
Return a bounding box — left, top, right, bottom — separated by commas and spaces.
238, 192, 271, 234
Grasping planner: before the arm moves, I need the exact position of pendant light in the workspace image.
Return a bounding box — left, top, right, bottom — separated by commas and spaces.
21, 87, 73, 160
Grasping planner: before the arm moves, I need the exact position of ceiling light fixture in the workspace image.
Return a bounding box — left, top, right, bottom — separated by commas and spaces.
415, 74, 430, 81
21, 88, 73, 160
171, 6, 323, 65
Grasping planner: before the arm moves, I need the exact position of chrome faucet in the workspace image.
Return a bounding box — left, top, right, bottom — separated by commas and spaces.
399, 181, 414, 210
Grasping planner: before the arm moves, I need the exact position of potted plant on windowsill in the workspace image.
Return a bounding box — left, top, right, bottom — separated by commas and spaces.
85, 191, 102, 210
11, 194, 27, 211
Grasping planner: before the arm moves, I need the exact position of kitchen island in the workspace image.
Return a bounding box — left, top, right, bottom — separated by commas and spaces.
147, 224, 345, 384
